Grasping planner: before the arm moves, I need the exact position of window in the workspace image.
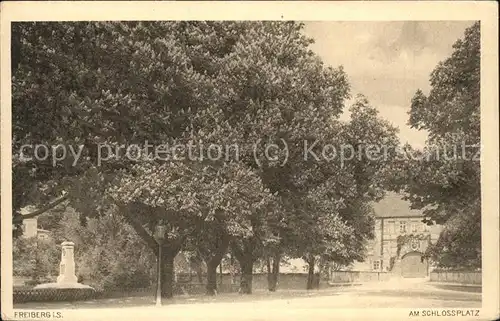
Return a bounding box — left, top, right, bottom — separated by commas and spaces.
373, 260, 380, 270
383, 241, 390, 255
38, 233, 49, 240
399, 221, 407, 234
411, 222, 418, 233
387, 221, 395, 234
383, 220, 390, 234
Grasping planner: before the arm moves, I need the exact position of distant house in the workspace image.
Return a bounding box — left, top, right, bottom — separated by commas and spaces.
279, 258, 308, 274
19, 206, 51, 240
351, 192, 442, 278
21, 217, 51, 240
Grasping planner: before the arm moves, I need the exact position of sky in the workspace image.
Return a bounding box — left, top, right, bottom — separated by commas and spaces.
303, 21, 474, 149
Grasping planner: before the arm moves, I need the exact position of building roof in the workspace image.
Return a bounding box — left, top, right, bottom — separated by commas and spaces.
372, 192, 424, 218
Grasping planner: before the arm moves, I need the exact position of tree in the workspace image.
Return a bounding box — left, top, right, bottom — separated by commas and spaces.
425, 211, 481, 270
12, 21, 396, 298
396, 22, 481, 268
12, 21, 230, 227
207, 21, 350, 294
108, 160, 277, 296
292, 96, 398, 289
191, 223, 230, 295
13, 236, 60, 284
13, 21, 267, 297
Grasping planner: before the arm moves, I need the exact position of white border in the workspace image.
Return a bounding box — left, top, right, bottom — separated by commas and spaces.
1, 2, 498, 320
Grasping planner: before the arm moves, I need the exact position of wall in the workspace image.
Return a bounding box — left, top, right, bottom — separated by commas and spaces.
23, 218, 38, 238
179, 273, 325, 290
250, 273, 316, 289
83, 273, 324, 298
429, 271, 481, 285
330, 271, 390, 283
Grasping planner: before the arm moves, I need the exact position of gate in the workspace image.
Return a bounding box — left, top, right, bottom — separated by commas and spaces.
401, 252, 428, 278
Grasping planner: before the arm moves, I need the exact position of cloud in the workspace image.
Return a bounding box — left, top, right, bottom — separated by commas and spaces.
371, 22, 430, 62
302, 21, 473, 147
341, 98, 429, 149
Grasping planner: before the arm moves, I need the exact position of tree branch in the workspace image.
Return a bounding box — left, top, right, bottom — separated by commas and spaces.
121, 207, 159, 253
14, 194, 69, 222
230, 241, 245, 262
211, 233, 230, 263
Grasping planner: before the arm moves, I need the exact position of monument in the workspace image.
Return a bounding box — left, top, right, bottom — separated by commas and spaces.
35, 241, 93, 289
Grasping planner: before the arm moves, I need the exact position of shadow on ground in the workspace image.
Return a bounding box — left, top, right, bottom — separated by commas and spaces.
14, 288, 346, 310
14, 282, 482, 310
357, 289, 481, 302
430, 284, 481, 293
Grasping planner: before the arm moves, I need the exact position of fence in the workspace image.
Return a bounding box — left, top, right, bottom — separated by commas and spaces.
13, 288, 96, 303
13, 284, 226, 303
329, 271, 390, 283
429, 271, 481, 285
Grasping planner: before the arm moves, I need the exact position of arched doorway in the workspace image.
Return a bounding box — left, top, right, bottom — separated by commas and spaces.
401, 252, 428, 278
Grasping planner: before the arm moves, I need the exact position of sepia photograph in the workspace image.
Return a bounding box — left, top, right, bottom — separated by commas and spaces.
1, 2, 498, 321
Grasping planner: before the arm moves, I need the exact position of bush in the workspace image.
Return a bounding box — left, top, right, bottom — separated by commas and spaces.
57, 209, 157, 291
24, 279, 53, 287
13, 237, 60, 282
425, 212, 481, 270
431, 268, 481, 273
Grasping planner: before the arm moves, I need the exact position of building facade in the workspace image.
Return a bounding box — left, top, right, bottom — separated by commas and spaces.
352, 192, 442, 278
21, 217, 51, 240
19, 206, 51, 240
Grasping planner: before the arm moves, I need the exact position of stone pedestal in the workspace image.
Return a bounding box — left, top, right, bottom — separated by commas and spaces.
56, 241, 78, 284
34, 241, 93, 290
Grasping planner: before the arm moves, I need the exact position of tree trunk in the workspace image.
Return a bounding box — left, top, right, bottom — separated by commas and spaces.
229, 253, 236, 285
196, 264, 203, 284
231, 241, 255, 294
267, 253, 280, 292
160, 250, 176, 299
239, 259, 254, 294
202, 234, 230, 296
266, 258, 272, 289
306, 256, 315, 290
314, 272, 320, 289
315, 262, 323, 289
206, 260, 218, 296
219, 263, 223, 285
122, 207, 183, 299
